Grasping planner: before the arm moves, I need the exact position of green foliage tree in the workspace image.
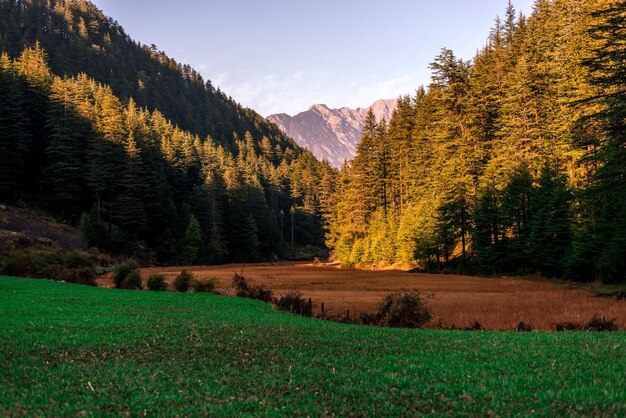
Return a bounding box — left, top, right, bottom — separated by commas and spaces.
529, 164, 571, 278
576, 0, 626, 283
181, 215, 203, 265
0, 53, 31, 201
436, 184, 472, 270
44, 77, 85, 217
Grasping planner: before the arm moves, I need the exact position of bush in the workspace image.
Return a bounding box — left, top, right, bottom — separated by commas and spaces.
555, 322, 583, 332
0, 250, 97, 286
174, 270, 194, 292
113, 259, 139, 289
515, 321, 533, 332
191, 277, 218, 293
232, 273, 274, 302
1, 250, 41, 276
376, 292, 432, 328
121, 269, 143, 290
147, 274, 168, 291
585, 315, 618, 331
275, 290, 312, 317
463, 321, 485, 331
232, 273, 249, 295
250, 284, 273, 302
74, 267, 97, 285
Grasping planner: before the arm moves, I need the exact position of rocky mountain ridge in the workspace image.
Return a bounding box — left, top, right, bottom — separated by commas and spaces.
268, 99, 397, 167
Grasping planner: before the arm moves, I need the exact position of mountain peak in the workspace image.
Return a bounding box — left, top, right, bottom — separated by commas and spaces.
309, 103, 330, 112
267, 99, 397, 168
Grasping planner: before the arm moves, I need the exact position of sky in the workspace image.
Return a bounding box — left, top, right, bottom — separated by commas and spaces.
90, 0, 536, 117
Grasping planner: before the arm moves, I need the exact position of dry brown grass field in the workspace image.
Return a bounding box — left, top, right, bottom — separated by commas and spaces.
98, 262, 626, 330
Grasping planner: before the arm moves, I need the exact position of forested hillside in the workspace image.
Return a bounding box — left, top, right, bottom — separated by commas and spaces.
0, 0, 336, 264
0, 0, 281, 146
329, 0, 626, 283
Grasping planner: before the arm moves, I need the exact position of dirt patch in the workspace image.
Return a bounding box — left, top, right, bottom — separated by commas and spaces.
97, 262, 626, 330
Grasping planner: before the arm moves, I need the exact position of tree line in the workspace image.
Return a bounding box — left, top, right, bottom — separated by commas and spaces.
328, 0, 626, 284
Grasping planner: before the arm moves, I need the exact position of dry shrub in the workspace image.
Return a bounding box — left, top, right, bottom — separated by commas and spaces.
121, 269, 143, 290
232, 273, 249, 294
174, 270, 194, 292
375, 292, 432, 328
113, 259, 139, 288
1, 250, 97, 285
275, 290, 312, 317
191, 278, 218, 293
554, 315, 618, 332
232, 273, 274, 302
555, 322, 583, 332
147, 274, 167, 291
463, 321, 485, 331
515, 321, 533, 332
585, 315, 618, 331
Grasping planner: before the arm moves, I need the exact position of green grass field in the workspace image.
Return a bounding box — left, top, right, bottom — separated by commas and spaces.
1, 276, 625, 416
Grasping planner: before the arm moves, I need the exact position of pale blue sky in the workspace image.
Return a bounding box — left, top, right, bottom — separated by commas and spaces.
91, 0, 536, 116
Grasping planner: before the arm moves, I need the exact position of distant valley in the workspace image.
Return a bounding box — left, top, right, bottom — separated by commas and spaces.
268, 99, 397, 167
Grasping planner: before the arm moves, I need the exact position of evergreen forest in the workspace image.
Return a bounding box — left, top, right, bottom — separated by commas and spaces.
328, 0, 626, 283
0, 0, 335, 264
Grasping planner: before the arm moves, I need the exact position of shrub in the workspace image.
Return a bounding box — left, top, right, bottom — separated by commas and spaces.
147, 274, 168, 291
555, 322, 583, 332
232, 273, 250, 295
121, 269, 143, 290
113, 259, 139, 289
463, 321, 485, 331
73, 267, 97, 286
376, 292, 432, 328
232, 273, 274, 302
275, 291, 312, 317
174, 270, 194, 292
0, 250, 97, 285
250, 284, 274, 302
515, 321, 533, 332
585, 315, 618, 331
0, 250, 44, 276
191, 277, 218, 293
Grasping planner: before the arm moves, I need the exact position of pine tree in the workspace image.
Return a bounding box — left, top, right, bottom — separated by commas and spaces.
114, 99, 147, 232
13, 44, 52, 194
0, 53, 31, 201
387, 95, 415, 211
529, 163, 571, 278
577, 0, 626, 283
44, 77, 85, 217
352, 109, 379, 217
436, 183, 472, 270
181, 214, 203, 265
500, 163, 534, 272
473, 183, 503, 274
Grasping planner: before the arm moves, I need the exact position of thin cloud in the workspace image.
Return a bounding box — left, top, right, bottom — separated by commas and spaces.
213, 70, 429, 117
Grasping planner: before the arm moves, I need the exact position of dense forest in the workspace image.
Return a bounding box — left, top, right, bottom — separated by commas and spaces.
0, 0, 335, 264
328, 0, 626, 283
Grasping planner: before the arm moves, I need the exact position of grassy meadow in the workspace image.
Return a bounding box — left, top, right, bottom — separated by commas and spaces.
1, 275, 625, 416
